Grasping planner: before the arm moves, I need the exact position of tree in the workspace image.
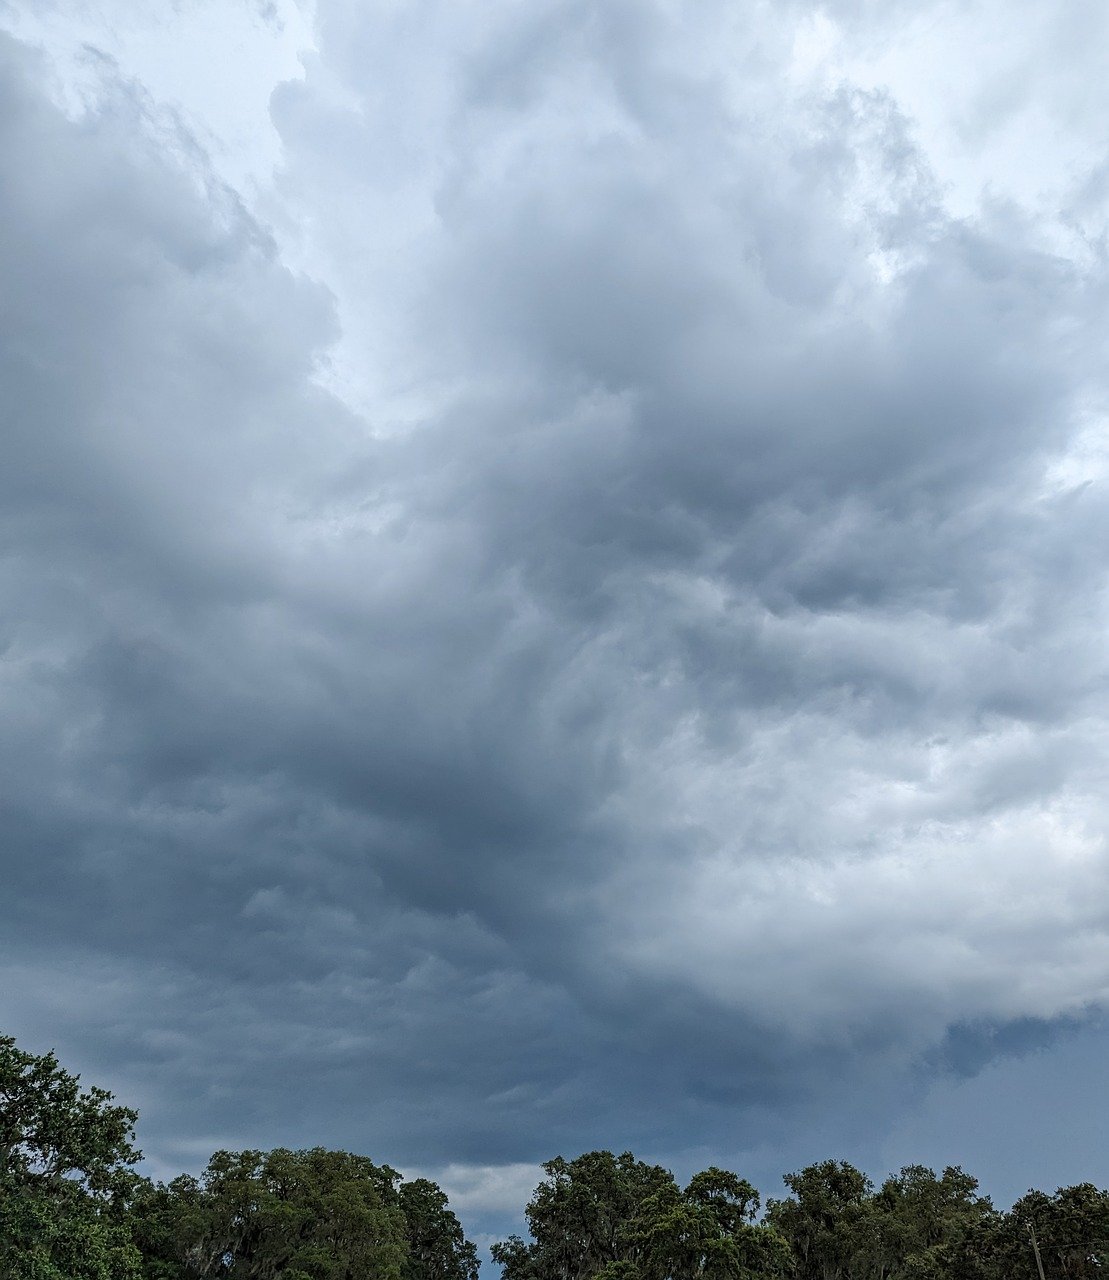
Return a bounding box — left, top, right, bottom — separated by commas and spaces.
130, 1173, 208, 1280
991, 1185, 1109, 1280
399, 1176, 481, 1280
492, 1151, 678, 1280
765, 1161, 875, 1280
866, 1166, 995, 1280
631, 1169, 790, 1280
131, 1146, 481, 1280
132, 1146, 411, 1279
0, 1033, 143, 1280
492, 1152, 790, 1280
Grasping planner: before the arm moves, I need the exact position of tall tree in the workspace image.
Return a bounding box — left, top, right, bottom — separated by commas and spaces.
399, 1176, 481, 1280
132, 1146, 481, 1280
632, 1168, 790, 1280
493, 1152, 790, 1280
868, 1166, 995, 1280
992, 1185, 1109, 1280
492, 1151, 679, 1280
133, 1146, 411, 1279
0, 1033, 143, 1280
765, 1161, 875, 1280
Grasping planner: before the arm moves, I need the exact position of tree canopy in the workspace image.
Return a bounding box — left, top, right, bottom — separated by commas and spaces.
0, 1033, 143, 1280
0, 1035, 478, 1280
492, 1151, 791, 1280
1, 1033, 1107, 1280
131, 1146, 480, 1280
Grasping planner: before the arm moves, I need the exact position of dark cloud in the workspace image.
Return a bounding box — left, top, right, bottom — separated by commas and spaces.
2, 0, 1109, 1244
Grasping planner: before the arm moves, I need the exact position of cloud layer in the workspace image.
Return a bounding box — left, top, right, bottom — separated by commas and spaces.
2, 0, 1108, 1231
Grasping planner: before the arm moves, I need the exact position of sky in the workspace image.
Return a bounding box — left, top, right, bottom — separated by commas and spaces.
2, 0, 1109, 1258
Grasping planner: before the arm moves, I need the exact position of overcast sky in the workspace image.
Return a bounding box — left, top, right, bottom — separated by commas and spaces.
2, 0, 1109, 1256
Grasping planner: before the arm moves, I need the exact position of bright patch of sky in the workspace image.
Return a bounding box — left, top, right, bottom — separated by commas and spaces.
0, 0, 314, 199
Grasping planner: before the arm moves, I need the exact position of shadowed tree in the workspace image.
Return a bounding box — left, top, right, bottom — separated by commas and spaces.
632, 1168, 791, 1280
399, 1175, 481, 1280
133, 1147, 410, 1279
866, 1166, 995, 1280
765, 1161, 875, 1280
492, 1151, 679, 1280
991, 1185, 1109, 1280
131, 1146, 480, 1280
493, 1153, 790, 1280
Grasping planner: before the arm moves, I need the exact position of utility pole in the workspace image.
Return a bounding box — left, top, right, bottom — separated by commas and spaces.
1029, 1225, 1048, 1280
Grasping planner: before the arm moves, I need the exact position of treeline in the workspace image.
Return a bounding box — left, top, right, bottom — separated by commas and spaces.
496, 1150, 1109, 1280
3, 1035, 1107, 1280
0, 1035, 476, 1280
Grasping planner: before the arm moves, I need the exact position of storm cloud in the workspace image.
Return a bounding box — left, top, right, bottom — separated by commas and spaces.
2, 0, 1108, 1241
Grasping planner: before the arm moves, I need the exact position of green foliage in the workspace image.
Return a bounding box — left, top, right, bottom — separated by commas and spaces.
766, 1161, 998, 1280
630, 1167, 790, 1280
129, 1174, 207, 1279
868, 1166, 995, 1280
0, 1034, 143, 1280
492, 1150, 677, 1279
766, 1160, 875, 1280
5, 1032, 1109, 1280
399, 1176, 481, 1280
493, 1152, 791, 1280
130, 1145, 481, 1280
990, 1184, 1109, 1280
0, 1033, 480, 1280
134, 1146, 410, 1279
497, 1155, 1065, 1280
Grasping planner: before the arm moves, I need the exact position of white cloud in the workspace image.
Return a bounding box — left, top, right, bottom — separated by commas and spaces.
0, 0, 314, 197
406, 1161, 543, 1218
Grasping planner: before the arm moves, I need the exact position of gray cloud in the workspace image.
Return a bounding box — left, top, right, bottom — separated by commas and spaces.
2, 0, 1109, 1239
